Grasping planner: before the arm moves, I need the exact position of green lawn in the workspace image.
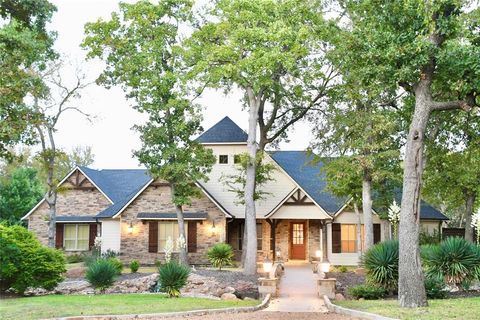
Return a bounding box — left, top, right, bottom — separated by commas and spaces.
336, 297, 480, 320
0, 294, 259, 320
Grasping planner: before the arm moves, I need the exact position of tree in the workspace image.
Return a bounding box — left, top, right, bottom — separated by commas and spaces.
337, 0, 480, 307
31, 60, 91, 248
424, 111, 480, 243
186, 0, 337, 274
0, 167, 43, 225
83, 0, 215, 265
0, 0, 56, 159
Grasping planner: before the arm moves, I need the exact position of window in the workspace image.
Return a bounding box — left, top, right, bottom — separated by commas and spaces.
219, 155, 228, 164
64, 224, 89, 251
233, 154, 241, 164
158, 221, 187, 252
257, 223, 263, 251
237, 222, 263, 251
341, 224, 364, 253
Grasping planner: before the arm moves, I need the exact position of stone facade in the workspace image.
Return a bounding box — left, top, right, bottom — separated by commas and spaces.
27, 170, 111, 246
119, 181, 226, 264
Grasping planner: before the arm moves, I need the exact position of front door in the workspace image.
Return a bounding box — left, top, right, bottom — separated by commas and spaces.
290, 221, 306, 260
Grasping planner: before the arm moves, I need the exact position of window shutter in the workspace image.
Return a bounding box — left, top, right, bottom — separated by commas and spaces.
55, 224, 64, 249
187, 221, 197, 253
332, 223, 341, 253
148, 221, 158, 253
89, 224, 98, 250
374, 224, 381, 244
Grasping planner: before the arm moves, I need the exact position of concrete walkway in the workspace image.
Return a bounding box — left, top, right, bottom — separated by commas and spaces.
264, 262, 329, 313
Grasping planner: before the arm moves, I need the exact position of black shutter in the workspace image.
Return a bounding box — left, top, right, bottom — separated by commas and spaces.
55, 223, 64, 249
148, 221, 158, 253
332, 223, 341, 253
373, 224, 381, 244
187, 221, 197, 253
89, 224, 98, 250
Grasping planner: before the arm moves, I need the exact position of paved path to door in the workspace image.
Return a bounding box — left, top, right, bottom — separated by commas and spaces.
264, 262, 329, 312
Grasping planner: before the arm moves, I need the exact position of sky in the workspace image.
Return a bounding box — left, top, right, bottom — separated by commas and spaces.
48, 0, 314, 169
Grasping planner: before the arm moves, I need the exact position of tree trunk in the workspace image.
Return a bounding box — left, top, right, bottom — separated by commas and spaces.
241, 221, 248, 267
353, 201, 363, 258
47, 193, 57, 248
243, 87, 260, 275
46, 127, 57, 248
362, 175, 374, 251
171, 184, 188, 265
464, 193, 475, 243
398, 87, 430, 308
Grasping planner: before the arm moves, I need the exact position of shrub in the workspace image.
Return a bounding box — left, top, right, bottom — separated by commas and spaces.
129, 260, 140, 273
65, 254, 84, 264
419, 229, 441, 245
338, 266, 348, 273
348, 285, 386, 300
207, 243, 234, 270
85, 259, 118, 292
422, 237, 480, 288
424, 277, 447, 299
101, 249, 119, 259
0, 224, 66, 294
361, 240, 399, 292
158, 261, 190, 297
107, 257, 123, 275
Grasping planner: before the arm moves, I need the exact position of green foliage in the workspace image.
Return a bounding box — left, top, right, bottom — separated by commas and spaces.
65, 254, 84, 264
424, 277, 447, 299
338, 266, 348, 273
158, 261, 190, 298
129, 260, 140, 273
85, 259, 118, 292
0, 0, 57, 159
348, 285, 386, 300
220, 152, 276, 204
421, 237, 480, 287
0, 167, 43, 225
361, 240, 399, 292
419, 229, 441, 246
207, 243, 234, 270
107, 257, 123, 275
0, 224, 66, 294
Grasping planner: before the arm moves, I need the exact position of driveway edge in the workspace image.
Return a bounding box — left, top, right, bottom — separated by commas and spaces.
54, 294, 271, 320
323, 295, 399, 320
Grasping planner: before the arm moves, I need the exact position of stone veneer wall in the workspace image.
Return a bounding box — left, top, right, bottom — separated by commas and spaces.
27, 171, 111, 246
119, 182, 226, 265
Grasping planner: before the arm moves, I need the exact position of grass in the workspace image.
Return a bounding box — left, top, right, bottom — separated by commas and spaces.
0, 293, 259, 320
336, 297, 480, 320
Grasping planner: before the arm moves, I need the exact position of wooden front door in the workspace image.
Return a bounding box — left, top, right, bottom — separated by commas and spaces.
290, 221, 307, 260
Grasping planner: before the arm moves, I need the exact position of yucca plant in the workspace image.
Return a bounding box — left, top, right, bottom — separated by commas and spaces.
421, 237, 480, 288
361, 240, 399, 292
85, 259, 118, 293
207, 243, 234, 270
158, 261, 190, 298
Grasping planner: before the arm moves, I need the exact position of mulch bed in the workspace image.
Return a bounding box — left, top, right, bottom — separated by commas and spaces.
192, 269, 258, 286
326, 271, 365, 297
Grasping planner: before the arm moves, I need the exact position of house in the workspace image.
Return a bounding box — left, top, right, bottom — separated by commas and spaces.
22, 117, 449, 266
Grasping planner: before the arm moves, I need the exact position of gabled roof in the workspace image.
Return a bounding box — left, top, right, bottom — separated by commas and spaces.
269, 151, 347, 215
196, 116, 248, 144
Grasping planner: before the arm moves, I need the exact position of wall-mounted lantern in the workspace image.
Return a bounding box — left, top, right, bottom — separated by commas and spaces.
127, 222, 134, 234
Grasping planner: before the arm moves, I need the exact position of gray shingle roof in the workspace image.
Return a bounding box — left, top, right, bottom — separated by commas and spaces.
56, 216, 97, 222
269, 151, 448, 220
196, 117, 248, 143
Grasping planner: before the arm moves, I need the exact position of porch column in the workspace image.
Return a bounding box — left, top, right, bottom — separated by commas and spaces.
267, 219, 276, 262
319, 221, 323, 261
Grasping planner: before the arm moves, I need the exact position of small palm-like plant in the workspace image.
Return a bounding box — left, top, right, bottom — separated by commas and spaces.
207, 243, 234, 270
85, 259, 118, 293
361, 240, 399, 292
158, 261, 190, 298
421, 237, 480, 288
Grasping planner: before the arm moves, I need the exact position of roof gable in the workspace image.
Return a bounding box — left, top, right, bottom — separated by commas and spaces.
196, 116, 248, 144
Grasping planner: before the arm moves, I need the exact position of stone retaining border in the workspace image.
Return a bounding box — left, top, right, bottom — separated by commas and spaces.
323, 295, 399, 320
51, 294, 271, 320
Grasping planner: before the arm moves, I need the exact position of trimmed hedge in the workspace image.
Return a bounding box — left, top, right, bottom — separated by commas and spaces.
0, 224, 66, 294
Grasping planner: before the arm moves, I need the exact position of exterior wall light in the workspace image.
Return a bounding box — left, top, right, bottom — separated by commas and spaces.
315, 250, 322, 258
127, 222, 134, 234
211, 220, 217, 236
263, 258, 273, 275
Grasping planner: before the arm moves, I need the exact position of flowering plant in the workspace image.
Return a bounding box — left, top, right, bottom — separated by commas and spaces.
471, 210, 480, 244
164, 237, 174, 263
388, 200, 401, 238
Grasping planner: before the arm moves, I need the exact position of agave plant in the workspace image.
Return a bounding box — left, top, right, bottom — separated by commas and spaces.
207, 243, 234, 270
158, 261, 190, 298
421, 237, 480, 288
361, 240, 399, 292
